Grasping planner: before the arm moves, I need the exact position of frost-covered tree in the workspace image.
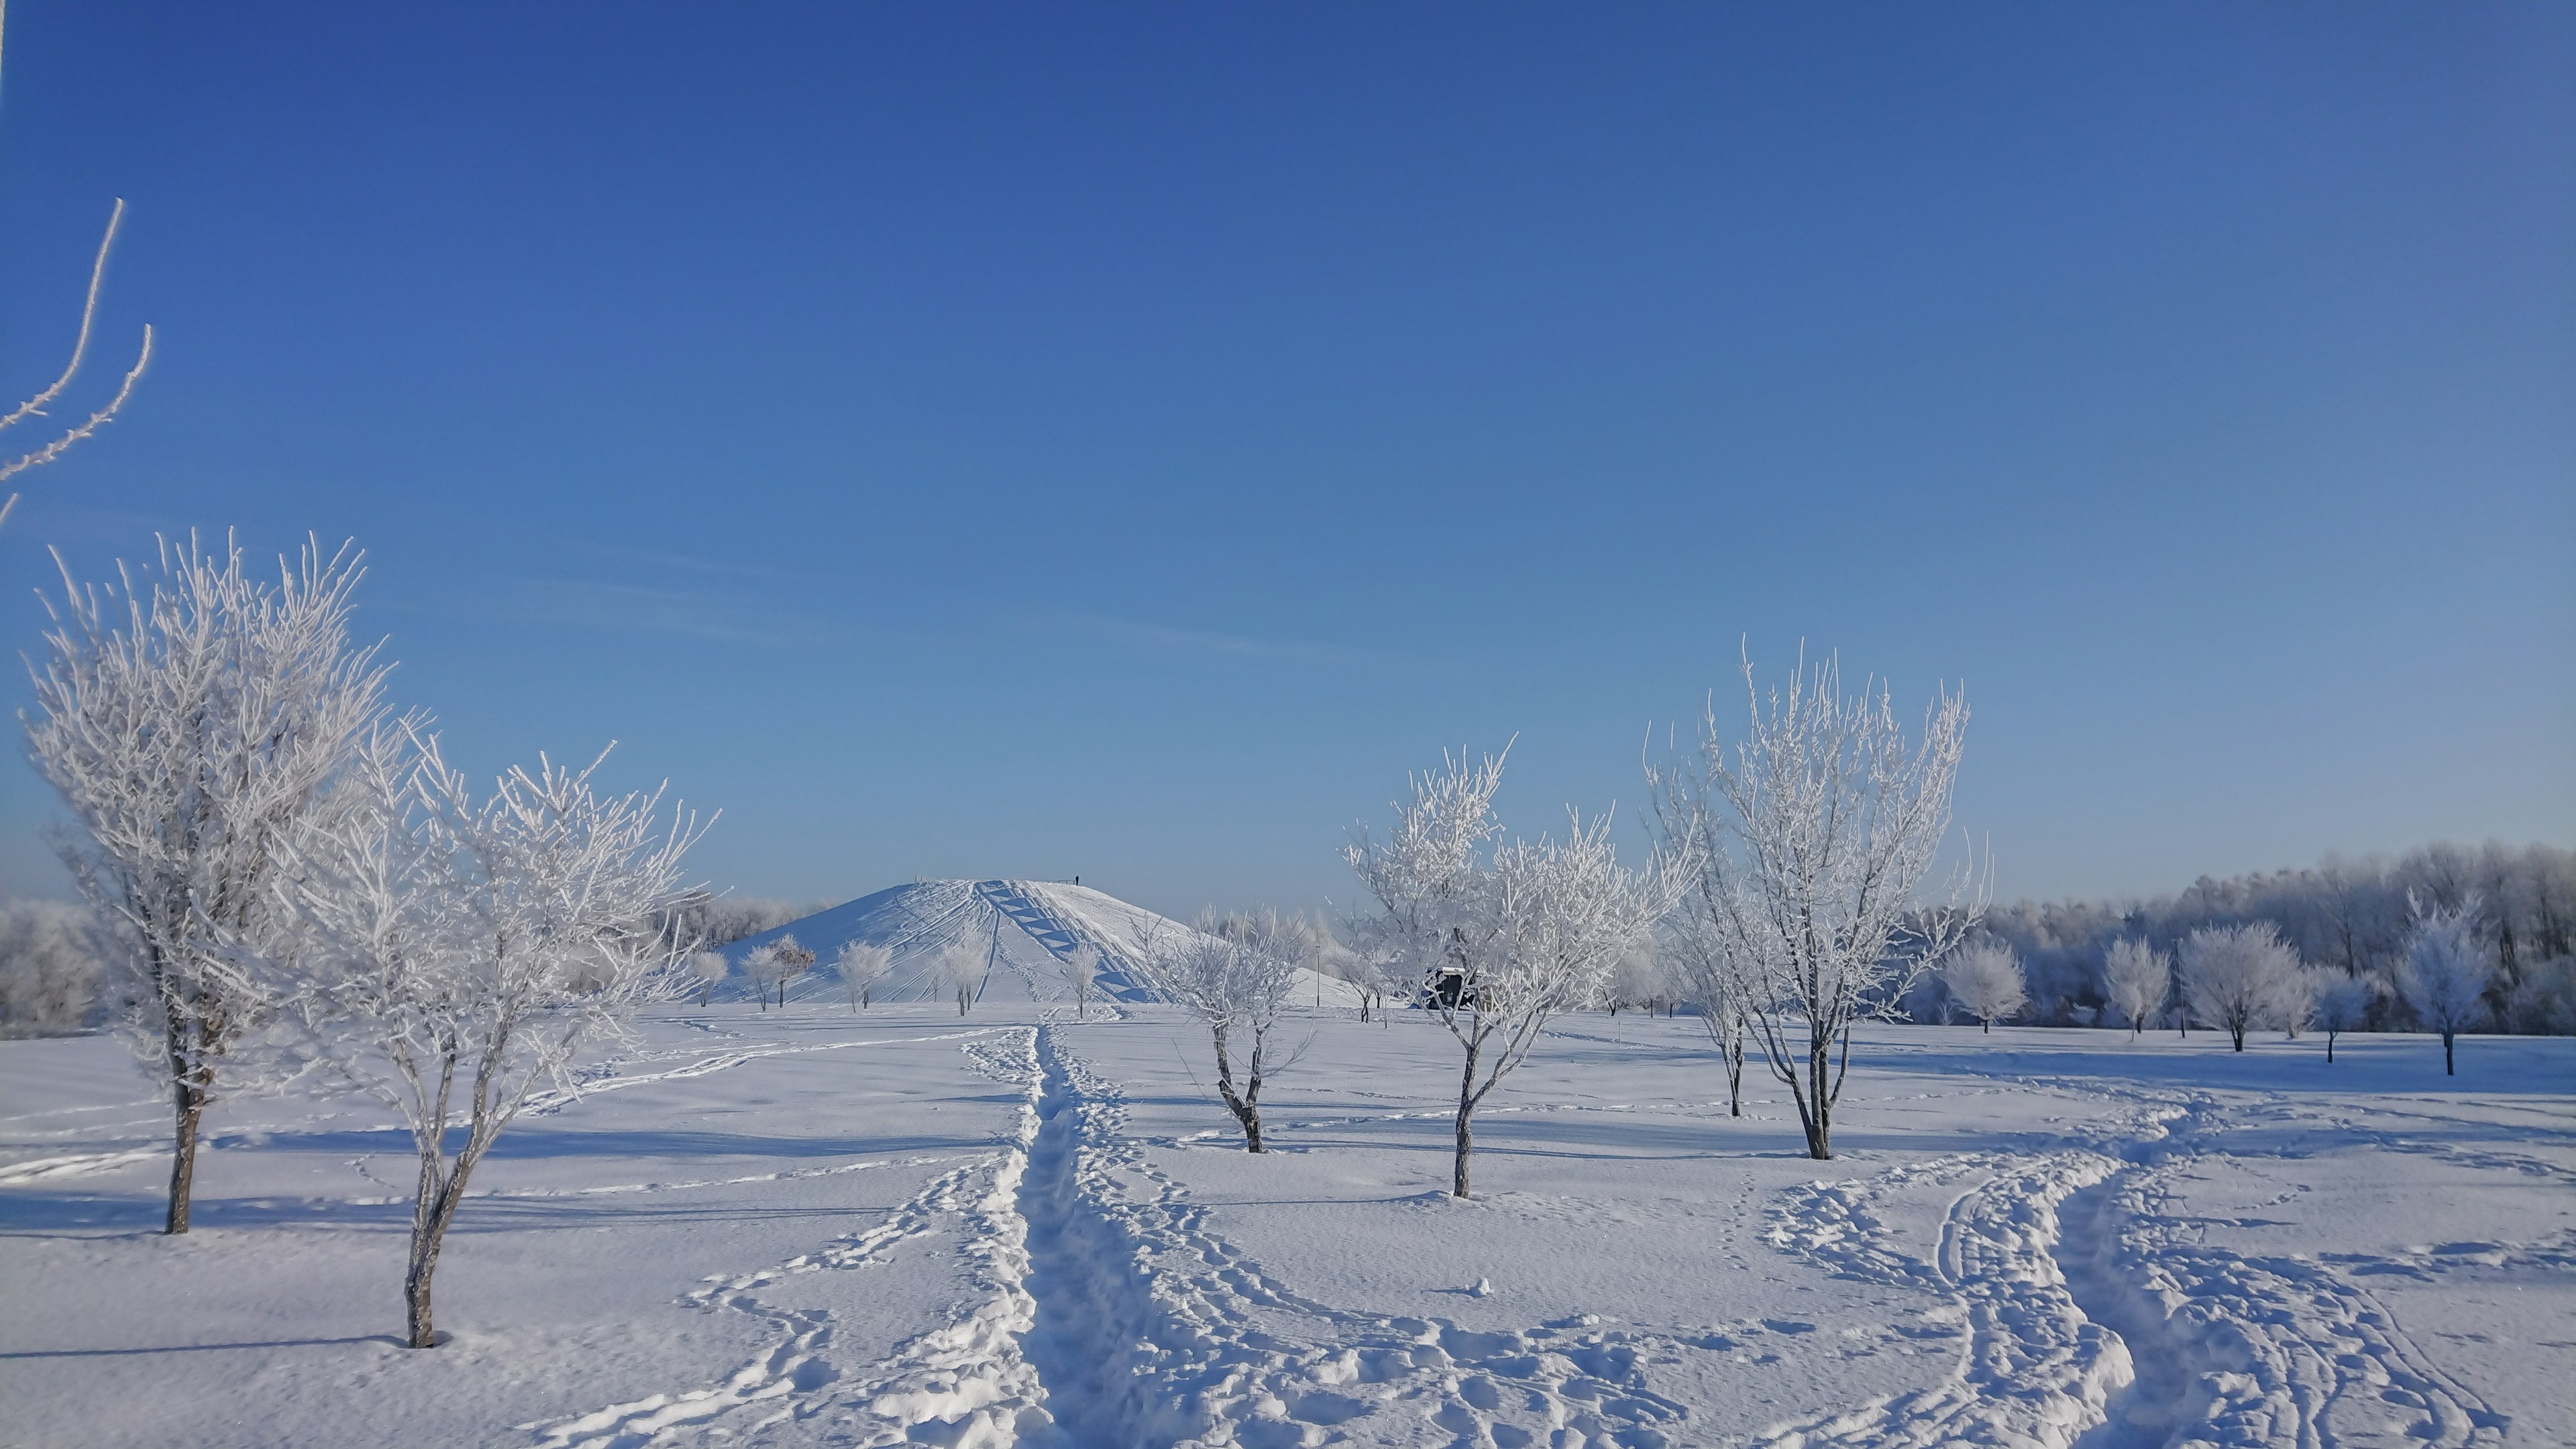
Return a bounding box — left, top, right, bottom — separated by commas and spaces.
656, 896, 830, 953
1664, 915, 1754, 1116
0, 900, 107, 1037
1136, 910, 1314, 1151
2180, 922, 2300, 1052
743, 943, 785, 1010
743, 935, 814, 1010
934, 938, 985, 1016
2267, 957, 2321, 1040
1646, 651, 1978, 1160
24, 535, 388, 1232
2513, 956, 2576, 1036
1336, 938, 1407, 1025
1, 199, 154, 527
1346, 748, 1675, 1196
2398, 896, 2494, 1076
1943, 940, 2027, 1032
2101, 938, 2169, 1039
771, 936, 814, 1007
838, 940, 892, 1011
686, 950, 728, 1008
278, 724, 702, 1347
1602, 941, 1672, 1020
2312, 971, 2373, 1064
1059, 944, 1100, 1020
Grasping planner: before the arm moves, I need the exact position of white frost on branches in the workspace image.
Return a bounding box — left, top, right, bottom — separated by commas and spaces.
2101, 938, 2170, 1039
0, 900, 109, 1038
745, 934, 814, 1010
1943, 938, 2028, 1032
1662, 910, 1756, 1116
2398, 896, 2494, 1076
2312, 971, 2375, 1063
276, 724, 703, 1347
22, 535, 388, 1232
1345, 747, 1676, 1196
1134, 910, 1316, 1151
2180, 922, 2301, 1052
1646, 651, 1978, 1160
1, 198, 156, 523
934, 936, 985, 1016
838, 940, 893, 1012
686, 951, 729, 1007
1059, 943, 1100, 1020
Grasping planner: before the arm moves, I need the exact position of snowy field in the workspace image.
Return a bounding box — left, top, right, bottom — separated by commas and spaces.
3, 1008, 2570, 1449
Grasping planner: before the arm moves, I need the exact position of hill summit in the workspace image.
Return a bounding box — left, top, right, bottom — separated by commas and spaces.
713, 878, 1234, 1007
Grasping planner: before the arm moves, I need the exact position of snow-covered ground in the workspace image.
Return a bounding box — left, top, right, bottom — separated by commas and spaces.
3, 1009, 2567, 1448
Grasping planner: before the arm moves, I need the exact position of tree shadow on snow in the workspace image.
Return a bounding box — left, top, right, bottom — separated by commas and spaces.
1, 1334, 407, 1359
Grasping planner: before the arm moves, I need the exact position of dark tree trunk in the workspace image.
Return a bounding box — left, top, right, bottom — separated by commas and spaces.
165, 1079, 203, 1235
2443, 1030, 2455, 1075
1452, 1039, 1481, 1197
1210, 1027, 1265, 1152
1792, 1025, 1838, 1161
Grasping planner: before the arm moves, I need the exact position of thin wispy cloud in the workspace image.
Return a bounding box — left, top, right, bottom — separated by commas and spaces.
1039, 609, 1450, 673
408, 577, 841, 648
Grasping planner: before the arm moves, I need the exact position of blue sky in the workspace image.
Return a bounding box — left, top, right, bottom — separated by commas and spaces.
3, 3, 2569, 922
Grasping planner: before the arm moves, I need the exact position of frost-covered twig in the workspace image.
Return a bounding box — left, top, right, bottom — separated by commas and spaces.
1, 198, 156, 506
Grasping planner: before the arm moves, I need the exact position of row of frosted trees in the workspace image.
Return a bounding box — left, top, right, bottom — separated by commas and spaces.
953, 650, 1967, 1196
1961, 844, 2574, 1034
1927, 914, 2502, 1071
23, 537, 708, 1348
1314, 653, 1985, 1187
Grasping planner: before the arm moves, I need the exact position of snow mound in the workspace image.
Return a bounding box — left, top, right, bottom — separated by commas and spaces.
713, 879, 1359, 1009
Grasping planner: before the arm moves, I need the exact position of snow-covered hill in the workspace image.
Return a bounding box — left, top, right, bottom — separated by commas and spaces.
715, 879, 1360, 1008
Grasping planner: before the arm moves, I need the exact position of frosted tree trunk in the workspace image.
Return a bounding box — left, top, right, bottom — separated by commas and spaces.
406, 1163, 471, 1348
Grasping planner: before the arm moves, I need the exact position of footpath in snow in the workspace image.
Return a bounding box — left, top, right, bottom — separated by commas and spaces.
3, 1012, 2568, 1447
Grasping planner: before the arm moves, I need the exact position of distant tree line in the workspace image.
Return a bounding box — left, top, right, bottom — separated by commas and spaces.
2, 890, 829, 1038
655, 896, 835, 952
0, 901, 107, 1038
1921, 841, 2575, 1034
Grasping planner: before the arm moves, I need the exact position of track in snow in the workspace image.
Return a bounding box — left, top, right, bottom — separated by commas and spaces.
1757, 1088, 2515, 1449
1000, 1023, 1717, 1448
2054, 1109, 2510, 1449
